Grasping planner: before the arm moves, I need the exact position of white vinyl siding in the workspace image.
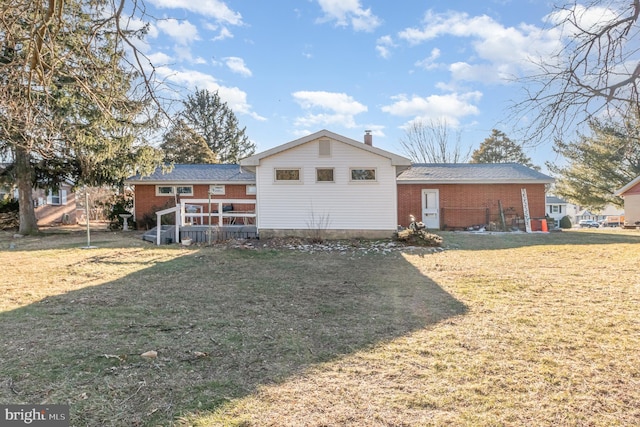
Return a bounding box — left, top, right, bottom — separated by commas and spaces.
255, 138, 397, 230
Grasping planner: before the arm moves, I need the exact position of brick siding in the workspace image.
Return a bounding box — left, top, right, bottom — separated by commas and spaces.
133, 183, 256, 223
397, 183, 547, 230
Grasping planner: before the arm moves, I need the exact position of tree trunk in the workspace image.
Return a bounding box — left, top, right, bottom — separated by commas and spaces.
15, 145, 39, 234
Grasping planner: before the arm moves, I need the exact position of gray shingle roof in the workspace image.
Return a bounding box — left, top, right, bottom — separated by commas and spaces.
398, 163, 554, 184
546, 196, 568, 204
125, 164, 255, 184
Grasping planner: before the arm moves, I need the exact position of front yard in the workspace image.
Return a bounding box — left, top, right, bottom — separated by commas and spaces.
1, 229, 639, 426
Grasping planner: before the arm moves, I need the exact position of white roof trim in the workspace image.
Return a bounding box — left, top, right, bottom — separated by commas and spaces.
615, 175, 640, 195
240, 129, 412, 166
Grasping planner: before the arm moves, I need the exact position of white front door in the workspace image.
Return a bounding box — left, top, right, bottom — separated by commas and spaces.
422, 189, 440, 229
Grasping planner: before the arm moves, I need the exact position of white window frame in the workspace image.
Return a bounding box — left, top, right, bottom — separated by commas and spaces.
316, 168, 335, 183
209, 185, 226, 195
274, 168, 302, 183
246, 185, 257, 195
349, 168, 377, 182
155, 185, 193, 196
47, 188, 67, 205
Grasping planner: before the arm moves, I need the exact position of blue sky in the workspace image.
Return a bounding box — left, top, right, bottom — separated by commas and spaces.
133, 0, 577, 168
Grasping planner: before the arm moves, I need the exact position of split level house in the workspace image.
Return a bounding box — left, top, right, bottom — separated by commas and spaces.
126, 129, 554, 240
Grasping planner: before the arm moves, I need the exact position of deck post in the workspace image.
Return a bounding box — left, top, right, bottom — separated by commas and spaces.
175, 203, 181, 243
156, 214, 161, 245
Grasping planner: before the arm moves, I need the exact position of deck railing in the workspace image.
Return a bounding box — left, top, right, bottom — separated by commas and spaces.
154, 199, 256, 245
179, 198, 256, 227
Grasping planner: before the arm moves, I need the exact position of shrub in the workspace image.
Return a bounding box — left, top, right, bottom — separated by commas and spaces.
396, 228, 443, 247
0, 198, 18, 213
105, 193, 134, 230
559, 215, 572, 229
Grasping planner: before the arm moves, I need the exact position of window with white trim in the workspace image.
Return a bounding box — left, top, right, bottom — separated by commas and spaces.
47, 188, 67, 205
155, 185, 193, 196
350, 168, 376, 181
275, 168, 301, 182
246, 185, 257, 195
209, 185, 226, 195
316, 168, 334, 182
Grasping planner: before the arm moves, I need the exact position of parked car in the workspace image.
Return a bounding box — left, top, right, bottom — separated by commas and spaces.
579, 220, 600, 228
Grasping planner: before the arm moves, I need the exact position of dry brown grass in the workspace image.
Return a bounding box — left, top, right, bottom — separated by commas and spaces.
1, 228, 639, 426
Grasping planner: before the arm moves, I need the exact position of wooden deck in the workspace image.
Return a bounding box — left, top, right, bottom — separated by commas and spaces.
180, 225, 258, 243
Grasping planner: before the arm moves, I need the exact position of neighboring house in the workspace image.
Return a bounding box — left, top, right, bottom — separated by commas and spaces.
240, 129, 412, 238
124, 164, 256, 226
576, 209, 600, 223
546, 196, 580, 225
1, 182, 77, 226
615, 175, 640, 226
397, 163, 554, 230
34, 183, 77, 226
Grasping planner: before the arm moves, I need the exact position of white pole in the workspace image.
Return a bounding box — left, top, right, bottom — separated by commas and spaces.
86, 187, 90, 247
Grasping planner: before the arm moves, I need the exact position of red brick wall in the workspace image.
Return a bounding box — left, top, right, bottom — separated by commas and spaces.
397, 183, 547, 230
133, 184, 256, 223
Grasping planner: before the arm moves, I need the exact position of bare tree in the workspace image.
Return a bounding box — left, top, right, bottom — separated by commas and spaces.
399, 119, 470, 163
512, 0, 640, 143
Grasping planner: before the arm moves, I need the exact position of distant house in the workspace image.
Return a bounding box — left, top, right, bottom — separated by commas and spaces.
240, 129, 412, 238
546, 196, 579, 225
124, 164, 256, 227
397, 163, 554, 230
615, 175, 640, 226
0, 164, 77, 226
34, 183, 77, 226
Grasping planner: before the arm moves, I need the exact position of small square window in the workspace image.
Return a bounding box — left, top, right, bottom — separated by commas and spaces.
350, 168, 376, 181
316, 168, 334, 182
246, 185, 257, 195
275, 168, 301, 181
210, 185, 226, 195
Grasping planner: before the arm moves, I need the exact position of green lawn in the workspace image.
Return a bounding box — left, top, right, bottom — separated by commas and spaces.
1, 229, 639, 426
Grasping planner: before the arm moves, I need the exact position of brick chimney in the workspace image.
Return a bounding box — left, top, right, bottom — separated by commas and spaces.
364, 130, 373, 146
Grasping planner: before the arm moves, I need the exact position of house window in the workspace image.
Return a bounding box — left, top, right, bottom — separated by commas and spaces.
156, 185, 193, 196
350, 168, 376, 181
210, 185, 226, 195
275, 168, 301, 182
551, 205, 559, 213
47, 188, 67, 205
316, 168, 334, 182
246, 185, 257, 195
319, 139, 331, 157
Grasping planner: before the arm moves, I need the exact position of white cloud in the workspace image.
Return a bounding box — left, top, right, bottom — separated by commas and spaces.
292, 91, 367, 128
157, 19, 199, 45
375, 35, 395, 59
397, 10, 563, 84
212, 27, 234, 42
146, 0, 243, 25
154, 66, 265, 121
147, 52, 175, 67
381, 92, 482, 126
316, 0, 381, 32
415, 48, 442, 70
224, 57, 252, 77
